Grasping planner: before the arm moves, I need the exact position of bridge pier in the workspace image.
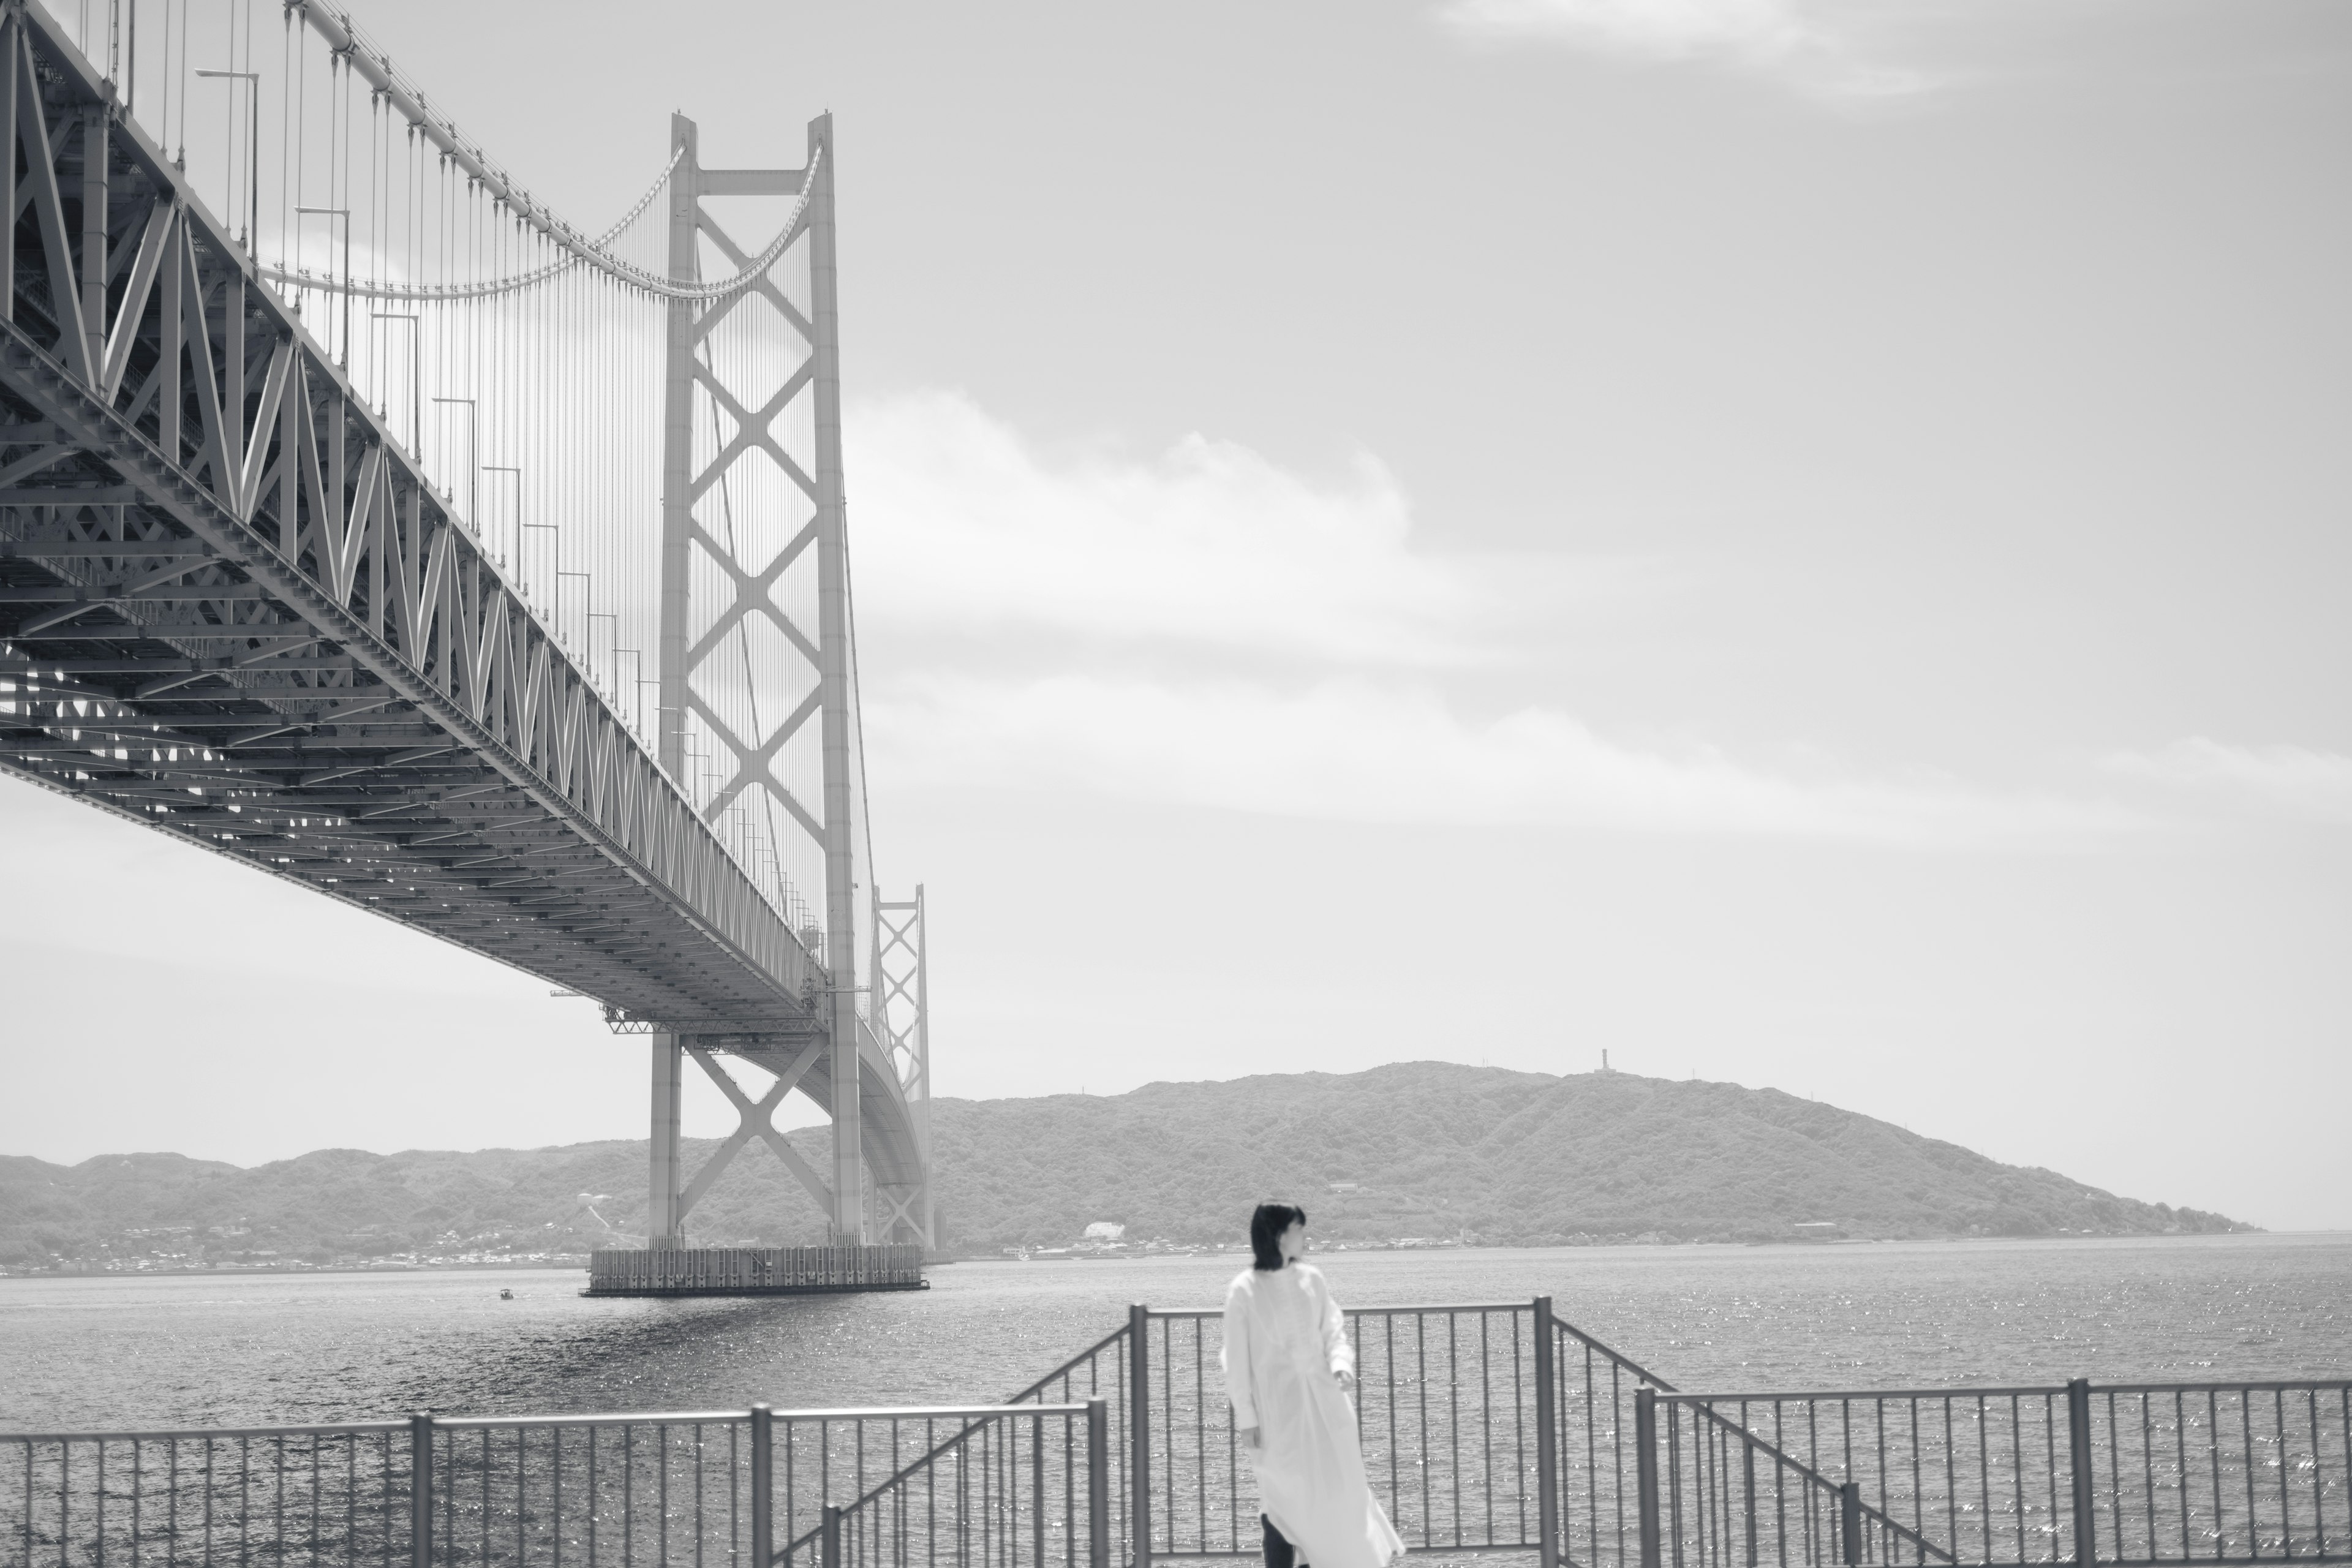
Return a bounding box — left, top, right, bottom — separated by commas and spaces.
648, 1035, 684, 1248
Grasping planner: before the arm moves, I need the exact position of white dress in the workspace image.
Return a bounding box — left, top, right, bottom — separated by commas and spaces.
1221, 1264, 1406, 1568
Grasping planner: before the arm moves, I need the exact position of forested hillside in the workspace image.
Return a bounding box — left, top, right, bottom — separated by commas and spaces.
0, 1064, 2247, 1270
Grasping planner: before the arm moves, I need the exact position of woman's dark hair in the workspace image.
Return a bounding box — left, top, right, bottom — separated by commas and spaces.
1250, 1202, 1307, 1272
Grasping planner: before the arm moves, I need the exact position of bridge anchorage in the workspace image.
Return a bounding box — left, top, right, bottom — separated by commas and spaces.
0, 0, 930, 1286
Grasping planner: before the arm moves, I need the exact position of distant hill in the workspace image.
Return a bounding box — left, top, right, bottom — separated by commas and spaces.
0, 1065, 2249, 1270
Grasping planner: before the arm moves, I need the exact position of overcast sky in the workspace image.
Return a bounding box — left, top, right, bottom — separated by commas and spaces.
3, 0, 2346, 1229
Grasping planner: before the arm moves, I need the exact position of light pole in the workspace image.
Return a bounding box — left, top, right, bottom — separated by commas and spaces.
192, 68, 258, 250
558, 567, 592, 650
371, 312, 420, 449
294, 205, 351, 368
590, 610, 620, 698
522, 520, 560, 618
483, 464, 523, 574
429, 395, 477, 534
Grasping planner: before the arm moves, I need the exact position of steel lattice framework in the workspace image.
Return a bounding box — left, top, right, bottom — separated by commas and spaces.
0, 1, 929, 1246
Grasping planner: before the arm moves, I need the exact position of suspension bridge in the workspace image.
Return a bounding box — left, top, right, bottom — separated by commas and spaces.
0, 0, 932, 1263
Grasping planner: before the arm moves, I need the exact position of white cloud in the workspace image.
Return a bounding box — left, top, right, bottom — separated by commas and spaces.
850, 390, 2132, 846
2107, 739, 2352, 826
848, 390, 1488, 668
1436, 0, 1928, 100
869, 672, 2130, 847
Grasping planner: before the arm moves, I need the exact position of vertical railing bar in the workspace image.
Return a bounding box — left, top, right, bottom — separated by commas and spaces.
1524, 1306, 1543, 1561
1445, 1313, 1461, 1548
1872, 1400, 1888, 1554
1193, 1318, 1205, 1553
1670, 1404, 1688, 1568
2208, 1391, 2224, 1561
1127, 1308, 1150, 1568
2335, 1389, 2351, 1559
1807, 1402, 1823, 1568
2045, 1396, 2060, 1567
2012, 1393, 2027, 1568
2242, 1390, 2258, 1562
1513, 1313, 1529, 1553
693, 1422, 707, 1568
1417, 1314, 1431, 1548
1158, 1318, 1171, 1558
1841, 1399, 1853, 1521
1373, 1316, 1392, 1523
2301, 1390, 2323, 1559
2103, 1392, 2120, 1563
1741, 1409, 1757, 1568
1706, 1408, 1720, 1568
2174, 1391, 2190, 1564
1608, 1363, 1627, 1568
2275, 1390, 2292, 1561
2068, 1381, 2097, 1568
1973, 1395, 1988, 1568
1635, 1388, 1660, 1568
1771, 1403, 1788, 1568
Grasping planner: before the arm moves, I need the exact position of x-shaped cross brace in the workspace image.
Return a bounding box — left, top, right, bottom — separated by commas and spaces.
676, 1041, 833, 1222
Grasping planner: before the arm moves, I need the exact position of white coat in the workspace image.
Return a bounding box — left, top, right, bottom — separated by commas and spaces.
1221, 1263, 1405, 1568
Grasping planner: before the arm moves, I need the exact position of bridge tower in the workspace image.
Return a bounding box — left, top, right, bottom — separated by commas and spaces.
646, 113, 922, 1251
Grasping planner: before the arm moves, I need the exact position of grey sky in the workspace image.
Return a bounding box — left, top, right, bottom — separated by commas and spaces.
3, 0, 2345, 1227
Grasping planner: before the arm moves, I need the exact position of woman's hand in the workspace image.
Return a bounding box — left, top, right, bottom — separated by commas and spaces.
1239, 1427, 1261, 1450
1335, 1369, 1357, 1395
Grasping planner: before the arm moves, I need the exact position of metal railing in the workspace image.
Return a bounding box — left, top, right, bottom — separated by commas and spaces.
10, 1298, 2345, 1568
1125, 1302, 1546, 1561
4, 1404, 1110, 1568
1634, 1381, 2352, 1568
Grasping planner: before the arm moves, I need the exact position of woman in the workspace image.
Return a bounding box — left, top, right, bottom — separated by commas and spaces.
1222, 1202, 1405, 1568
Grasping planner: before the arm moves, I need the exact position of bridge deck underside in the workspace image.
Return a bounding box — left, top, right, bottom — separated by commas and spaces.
0, 475, 803, 1030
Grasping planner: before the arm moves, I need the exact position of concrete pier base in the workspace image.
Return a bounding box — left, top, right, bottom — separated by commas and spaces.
584, 1243, 927, 1297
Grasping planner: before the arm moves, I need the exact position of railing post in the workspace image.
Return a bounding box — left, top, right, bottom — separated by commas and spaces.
1128, 1304, 1152, 1568
1635, 1387, 1661, 1568
2067, 1379, 2098, 1568
408, 1412, 433, 1568
1742, 1439, 1758, 1568
752, 1405, 774, 1567
1532, 1296, 1561, 1568
1839, 1482, 1862, 1567
1088, 1398, 1112, 1568
822, 1504, 843, 1568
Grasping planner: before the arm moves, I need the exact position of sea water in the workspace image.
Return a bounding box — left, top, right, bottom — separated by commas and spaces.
2, 1234, 2345, 1433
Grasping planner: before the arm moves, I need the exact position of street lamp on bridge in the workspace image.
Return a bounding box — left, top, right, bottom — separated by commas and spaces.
293, 206, 352, 368
192, 68, 258, 248
429, 396, 478, 535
